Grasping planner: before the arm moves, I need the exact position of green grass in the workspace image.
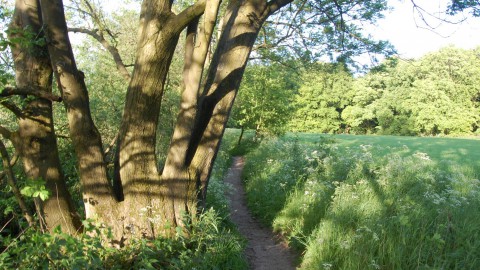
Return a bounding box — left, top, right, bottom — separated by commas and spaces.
243, 132, 480, 269
287, 133, 480, 171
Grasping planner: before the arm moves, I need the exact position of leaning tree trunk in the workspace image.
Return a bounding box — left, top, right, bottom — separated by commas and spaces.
161, 0, 221, 225
164, 0, 292, 210
39, 0, 121, 236
188, 0, 269, 204
8, 0, 81, 233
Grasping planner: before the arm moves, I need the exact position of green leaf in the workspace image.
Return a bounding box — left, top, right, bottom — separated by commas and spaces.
20, 186, 34, 197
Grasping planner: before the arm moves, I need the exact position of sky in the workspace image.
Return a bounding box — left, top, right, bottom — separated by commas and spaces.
371, 0, 480, 59
70, 0, 480, 64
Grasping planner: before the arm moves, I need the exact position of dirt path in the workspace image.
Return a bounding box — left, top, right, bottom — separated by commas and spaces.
225, 156, 297, 270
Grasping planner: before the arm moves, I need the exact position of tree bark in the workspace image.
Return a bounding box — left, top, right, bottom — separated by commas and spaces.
161, 0, 221, 226
39, 0, 120, 232
114, 0, 206, 237
186, 0, 271, 204
8, 0, 81, 233
189, 0, 293, 202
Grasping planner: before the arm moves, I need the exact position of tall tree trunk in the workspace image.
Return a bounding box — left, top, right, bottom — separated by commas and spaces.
38, 0, 120, 234
180, 0, 292, 204
114, 0, 207, 237
161, 0, 221, 226
8, 0, 81, 233
158, 0, 293, 222
187, 0, 269, 203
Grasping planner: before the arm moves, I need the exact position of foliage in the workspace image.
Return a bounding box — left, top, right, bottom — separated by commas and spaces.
242, 136, 310, 225
0, 132, 248, 269
255, 0, 395, 70
448, 0, 480, 16
289, 62, 355, 133
0, 210, 247, 270
20, 178, 50, 201
243, 133, 480, 268
293, 46, 480, 136
346, 47, 480, 136
229, 63, 299, 137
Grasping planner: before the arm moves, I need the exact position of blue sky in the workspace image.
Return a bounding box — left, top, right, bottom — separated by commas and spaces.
85, 0, 480, 64
371, 0, 480, 59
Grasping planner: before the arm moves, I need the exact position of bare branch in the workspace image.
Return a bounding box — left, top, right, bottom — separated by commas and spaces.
0, 152, 19, 180
104, 133, 118, 157
1, 86, 62, 102
1, 100, 24, 118
68, 27, 131, 81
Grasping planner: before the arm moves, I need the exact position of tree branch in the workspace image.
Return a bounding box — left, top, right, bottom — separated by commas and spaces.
68, 27, 131, 82
171, 0, 207, 33
266, 0, 294, 17
0, 140, 35, 227
0, 152, 19, 179
1, 100, 24, 118
1, 86, 62, 102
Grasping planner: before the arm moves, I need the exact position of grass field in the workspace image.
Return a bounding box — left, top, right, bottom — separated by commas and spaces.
285, 133, 480, 171
242, 132, 480, 269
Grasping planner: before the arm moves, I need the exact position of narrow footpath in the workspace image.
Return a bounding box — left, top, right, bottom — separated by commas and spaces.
225, 156, 297, 270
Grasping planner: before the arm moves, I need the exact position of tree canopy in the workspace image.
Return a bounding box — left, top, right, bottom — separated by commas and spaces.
288, 46, 480, 136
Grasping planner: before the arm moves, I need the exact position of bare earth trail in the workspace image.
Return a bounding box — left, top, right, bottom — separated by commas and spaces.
225, 156, 297, 270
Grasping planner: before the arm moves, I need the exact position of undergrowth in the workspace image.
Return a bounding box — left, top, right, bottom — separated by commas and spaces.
0, 129, 248, 269
243, 135, 480, 269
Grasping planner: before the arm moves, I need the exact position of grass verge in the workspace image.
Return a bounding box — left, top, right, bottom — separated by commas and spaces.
243, 133, 480, 269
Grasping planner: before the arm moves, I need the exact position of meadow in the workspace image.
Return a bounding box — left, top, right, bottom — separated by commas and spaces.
241, 132, 480, 269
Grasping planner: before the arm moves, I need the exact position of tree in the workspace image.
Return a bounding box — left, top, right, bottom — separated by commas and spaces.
289, 62, 354, 133
344, 47, 480, 136
0, 0, 392, 242
447, 0, 480, 16
229, 62, 298, 141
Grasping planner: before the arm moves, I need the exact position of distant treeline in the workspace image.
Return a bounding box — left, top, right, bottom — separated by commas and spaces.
231, 46, 480, 137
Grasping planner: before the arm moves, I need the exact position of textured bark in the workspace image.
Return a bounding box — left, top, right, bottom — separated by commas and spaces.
8, 0, 81, 233
185, 0, 270, 203
189, 0, 293, 202
39, 0, 120, 230
114, 0, 207, 237
161, 0, 221, 226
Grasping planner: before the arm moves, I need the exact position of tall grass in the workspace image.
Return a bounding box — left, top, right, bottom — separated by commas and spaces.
243, 134, 480, 269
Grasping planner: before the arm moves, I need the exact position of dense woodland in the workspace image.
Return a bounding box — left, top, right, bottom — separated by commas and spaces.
231, 46, 480, 137
0, 0, 479, 268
